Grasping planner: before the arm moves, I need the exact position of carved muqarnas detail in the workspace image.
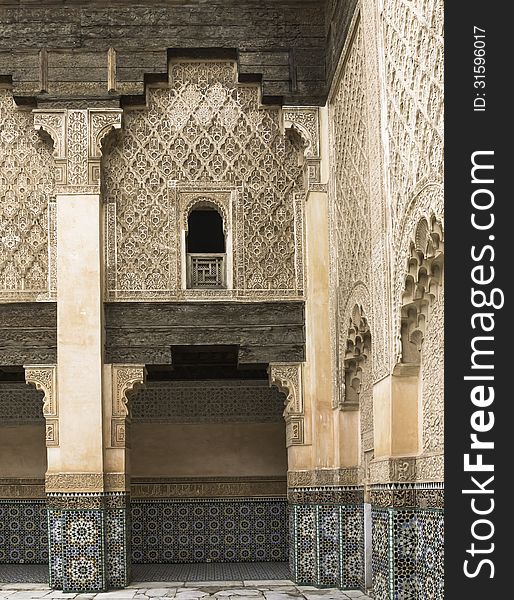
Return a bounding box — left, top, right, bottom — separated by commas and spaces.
268, 363, 304, 447
341, 305, 371, 411
400, 217, 444, 364
111, 365, 146, 448
24, 365, 58, 446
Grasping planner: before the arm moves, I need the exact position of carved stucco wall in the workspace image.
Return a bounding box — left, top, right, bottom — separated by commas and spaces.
328, 0, 444, 480
328, 14, 373, 413
103, 60, 305, 301
383, 0, 444, 462
131, 380, 286, 424
0, 91, 56, 301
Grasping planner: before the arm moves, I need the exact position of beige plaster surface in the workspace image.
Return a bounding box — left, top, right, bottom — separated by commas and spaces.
372, 377, 392, 458
0, 425, 46, 478
131, 422, 287, 478
54, 194, 105, 478
372, 368, 420, 459
303, 185, 333, 469
391, 365, 420, 456
338, 410, 360, 467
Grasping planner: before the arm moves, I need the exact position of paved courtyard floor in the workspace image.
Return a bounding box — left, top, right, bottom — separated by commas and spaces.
0, 580, 372, 600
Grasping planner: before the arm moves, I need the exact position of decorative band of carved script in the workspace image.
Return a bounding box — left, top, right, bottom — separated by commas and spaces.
131, 477, 287, 499
0, 478, 45, 499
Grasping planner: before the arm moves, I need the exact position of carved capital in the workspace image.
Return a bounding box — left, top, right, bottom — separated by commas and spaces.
268, 362, 304, 446
33, 108, 122, 190
24, 364, 59, 447
111, 364, 146, 448
283, 106, 322, 192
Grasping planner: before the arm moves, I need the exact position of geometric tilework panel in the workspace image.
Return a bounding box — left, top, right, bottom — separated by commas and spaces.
371, 508, 444, 600
48, 503, 131, 593
371, 509, 391, 600
61, 510, 106, 593
131, 381, 285, 424
392, 509, 417, 600
131, 499, 287, 564
0, 501, 48, 564
415, 510, 443, 600
289, 503, 364, 590
106, 508, 130, 589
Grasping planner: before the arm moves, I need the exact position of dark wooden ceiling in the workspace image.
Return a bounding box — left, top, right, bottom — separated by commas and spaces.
0, 0, 356, 107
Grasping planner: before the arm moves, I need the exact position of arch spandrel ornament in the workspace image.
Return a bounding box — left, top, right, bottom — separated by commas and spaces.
268, 362, 304, 447
111, 364, 146, 448
24, 364, 58, 447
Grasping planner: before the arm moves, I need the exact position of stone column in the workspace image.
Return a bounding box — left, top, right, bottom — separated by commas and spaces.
281, 106, 366, 589
33, 107, 126, 593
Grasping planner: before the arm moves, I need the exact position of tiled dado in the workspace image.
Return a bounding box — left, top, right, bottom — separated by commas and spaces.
288, 487, 364, 590
47, 493, 130, 593
370, 483, 444, 600
0, 500, 48, 563
131, 498, 288, 563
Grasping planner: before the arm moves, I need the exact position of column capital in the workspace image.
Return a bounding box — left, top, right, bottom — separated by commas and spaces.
111, 364, 146, 448
268, 362, 305, 446
33, 108, 122, 193
283, 106, 327, 194
24, 364, 59, 447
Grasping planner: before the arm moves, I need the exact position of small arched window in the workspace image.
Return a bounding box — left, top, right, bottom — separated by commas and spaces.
186, 207, 226, 289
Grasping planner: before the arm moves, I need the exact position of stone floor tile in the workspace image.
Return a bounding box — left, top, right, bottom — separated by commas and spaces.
0, 587, 48, 592
214, 590, 261, 596
242, 584, 292, 588
141, 590, 172, 598
187, 584, 241, 588
262, 593, 301, 600
94, 590, 138, 599
301, 593, 350, 600
134, 586, 184, 591
10, 593, 51, 598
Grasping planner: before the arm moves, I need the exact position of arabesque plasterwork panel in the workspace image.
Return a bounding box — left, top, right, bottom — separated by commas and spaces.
0, 91, 55, 301
328, 15, 374, 428
104, 61, 305, 301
